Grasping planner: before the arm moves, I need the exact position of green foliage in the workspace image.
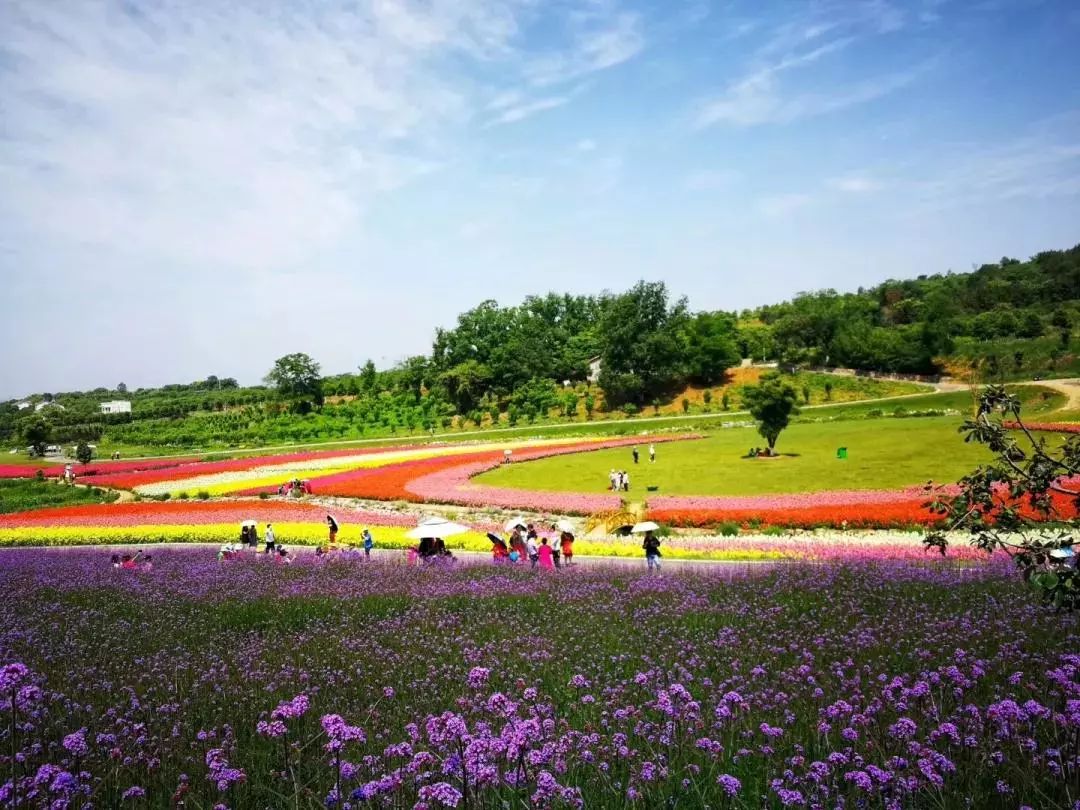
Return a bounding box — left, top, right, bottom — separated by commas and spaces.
743, 373, 801, 450
752, 244, 1080, 374
597, 281, 691, 407
264, 353, 323, 411
0, 479, 119, 514
22, 419, 50, 457
925, 386, 1080, 610
75, 442, 93, 464
681, 397, 690, 413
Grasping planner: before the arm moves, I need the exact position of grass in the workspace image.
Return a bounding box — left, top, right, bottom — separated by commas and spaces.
0, 478, 120, 514
478, 416, 1017, 496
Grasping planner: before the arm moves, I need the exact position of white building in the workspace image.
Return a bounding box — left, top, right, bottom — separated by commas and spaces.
587, 355, 603, 384
15, 401, 30, 410
35, 401, 64, 413
99, 400, 132, 415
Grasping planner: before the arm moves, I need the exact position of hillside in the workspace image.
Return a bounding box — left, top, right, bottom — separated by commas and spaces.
3, 243, 1079, 454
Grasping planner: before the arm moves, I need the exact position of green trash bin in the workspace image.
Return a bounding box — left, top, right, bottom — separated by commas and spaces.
837, 447, 848, 459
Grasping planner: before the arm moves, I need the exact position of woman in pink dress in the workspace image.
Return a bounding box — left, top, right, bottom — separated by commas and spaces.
537, 537, 555, 570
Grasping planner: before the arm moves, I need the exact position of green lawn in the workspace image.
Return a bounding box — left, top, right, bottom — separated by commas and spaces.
0, 479, 120, 514
477, 416, 1013, 496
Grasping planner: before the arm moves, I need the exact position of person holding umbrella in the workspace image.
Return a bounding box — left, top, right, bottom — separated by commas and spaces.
406, 517, 469, 567
632, 521, 662, 571
326, 515, 339, 547
555, 519, 576, 566
487, 533, 510, 564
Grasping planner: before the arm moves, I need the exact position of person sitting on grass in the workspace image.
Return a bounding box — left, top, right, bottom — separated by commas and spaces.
141, 554, 153, 572
111, 554, 121, 569
275, 546, 292, 565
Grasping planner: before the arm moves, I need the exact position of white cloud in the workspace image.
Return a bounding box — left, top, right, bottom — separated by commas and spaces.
0, 0, 645, 275
576, 138, 598, 152
757, 193, 813, 217
486, 94, 572, 126
695, 3, 926, 129
828, 174, 883, 193
525, 10, 644, 86
684, 169, 739, 191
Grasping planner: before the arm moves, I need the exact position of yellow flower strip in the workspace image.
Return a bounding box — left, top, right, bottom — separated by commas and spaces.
139, 435, 617, 498
0, 524, 788, 561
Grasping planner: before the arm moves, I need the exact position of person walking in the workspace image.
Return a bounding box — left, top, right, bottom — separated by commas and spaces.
264, 523, 276, 554
649, 444, 656, 463
326, 515, 339, 546
560, 531, 574, 565
526, 533, 539, 569
632, 446, 639, 464
550, 532, 561, 569
643, 530, 662, 572
362, 528, 374, 559
623, 471, 631, 492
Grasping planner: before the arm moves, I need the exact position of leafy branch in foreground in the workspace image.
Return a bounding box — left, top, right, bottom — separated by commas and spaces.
924, 385, 1080, 609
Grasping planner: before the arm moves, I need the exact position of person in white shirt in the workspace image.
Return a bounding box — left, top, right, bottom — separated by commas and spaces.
649, 444, 656, 463
526, 534, 539, 568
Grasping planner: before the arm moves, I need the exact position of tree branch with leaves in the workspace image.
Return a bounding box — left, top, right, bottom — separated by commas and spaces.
924, 385, 1080, 610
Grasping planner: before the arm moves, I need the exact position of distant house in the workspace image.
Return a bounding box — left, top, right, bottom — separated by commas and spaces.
587, 355, 603, 384
15, 401, 30, 411
35, 401, 64, 413
99, 400, 132, 415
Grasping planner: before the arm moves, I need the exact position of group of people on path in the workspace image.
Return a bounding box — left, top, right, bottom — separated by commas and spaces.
491, 523, 574, 569
218, 515, 374, 563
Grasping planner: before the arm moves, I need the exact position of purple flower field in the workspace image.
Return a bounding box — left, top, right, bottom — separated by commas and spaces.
1, 548, 1078, 809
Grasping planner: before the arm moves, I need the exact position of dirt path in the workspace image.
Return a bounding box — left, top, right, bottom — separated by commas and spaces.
1015, 377, 1080, 411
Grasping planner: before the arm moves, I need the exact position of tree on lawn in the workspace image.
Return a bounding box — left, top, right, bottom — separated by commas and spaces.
23, 419, 50, 457
925, 386, 1080, 610
265, 353, 324, 413
76, 442, 93, 464
743, 373, 800, 451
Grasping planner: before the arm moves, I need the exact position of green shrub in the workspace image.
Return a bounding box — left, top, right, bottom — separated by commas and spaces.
178, 491, 189, 500
718, 521, 740, 537
259, 492, 270, 500
197, 490, 210, 501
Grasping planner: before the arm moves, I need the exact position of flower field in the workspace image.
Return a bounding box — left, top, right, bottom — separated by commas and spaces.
1, 548, 1076, 808
0, 499, 993, 562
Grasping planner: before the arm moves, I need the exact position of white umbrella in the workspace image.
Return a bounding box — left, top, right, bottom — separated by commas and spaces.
631, 521, 660, 534
241, 519, 258, 528
554, 519, 576, 534
406, 518, 470, 540
504, 516, 528, 532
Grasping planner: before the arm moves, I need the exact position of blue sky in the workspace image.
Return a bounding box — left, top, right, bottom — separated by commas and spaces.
1, 0, 1079, 396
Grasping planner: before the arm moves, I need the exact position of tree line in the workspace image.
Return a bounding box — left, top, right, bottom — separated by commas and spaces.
5, 243, 1079, 452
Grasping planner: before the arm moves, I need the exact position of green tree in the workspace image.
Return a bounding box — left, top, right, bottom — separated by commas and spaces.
681, 397, 690, 413
824, 381, 833, 401
584, 393, 595, 420
596, 281, 689, 407
926, 386, 1080, 609
685, 312, 740, 385
264, 353, 323, 412
116, 382, 127, 394
76, 442, 93, 464
23, 419, 50, 457
743, 373, 800, 451
359, 360, 378, 393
